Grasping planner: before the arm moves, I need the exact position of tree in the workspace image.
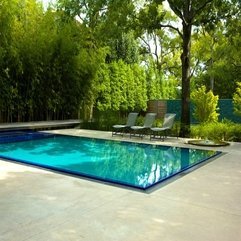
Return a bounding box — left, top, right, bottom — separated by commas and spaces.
190, 8, 241, 99
165, 0, 218, 137
0, 0, 106, 122
95, 61, 147, 112
56, 0, 141, 120
106, 31, 140, 64
135, 0, 220, 136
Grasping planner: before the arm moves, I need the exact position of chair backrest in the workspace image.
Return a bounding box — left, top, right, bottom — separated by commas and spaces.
143, 113, 157, 128
126, 112, 138, 127
162, 113, 176, 129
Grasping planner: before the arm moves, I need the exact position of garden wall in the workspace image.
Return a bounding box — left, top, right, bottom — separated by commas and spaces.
147, 99, 241, 123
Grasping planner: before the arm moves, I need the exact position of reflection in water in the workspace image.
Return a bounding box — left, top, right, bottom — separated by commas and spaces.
0, 136, 219, 189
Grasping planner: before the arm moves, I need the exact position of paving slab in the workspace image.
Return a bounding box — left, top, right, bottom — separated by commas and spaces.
0, 129, 240, 241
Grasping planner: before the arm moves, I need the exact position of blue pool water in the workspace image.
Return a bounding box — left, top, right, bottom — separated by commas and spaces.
0, 133, 221, 190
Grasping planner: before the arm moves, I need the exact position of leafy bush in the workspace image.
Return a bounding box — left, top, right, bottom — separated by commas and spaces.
95, 61, 147, 112
191, 121, 241, 142
191, 85, 219, 123
228, 124, 241, 141
233, 82, 241, 116
80, 111, 122, 131
81, 111, 148, 131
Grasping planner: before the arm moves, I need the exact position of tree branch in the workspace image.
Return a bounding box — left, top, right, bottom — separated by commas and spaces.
195, 0, 214, 14
190, 59, 200, 78
139, 36, 151, 53
159, 23, 183, 38
77, 14, 85, 23
162, 46, 181, 58
167, 0, 185, 22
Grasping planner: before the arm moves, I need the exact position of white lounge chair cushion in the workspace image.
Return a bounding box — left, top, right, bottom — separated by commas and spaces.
113, 124, 127, 129
131, 126, 145, 131
151, 127, 169, 132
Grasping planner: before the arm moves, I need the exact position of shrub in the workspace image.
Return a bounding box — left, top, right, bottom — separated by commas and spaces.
191, 85, 219, 123
81, 110, 123, 131
233, 82, 241, 116
191, 121, 241, 142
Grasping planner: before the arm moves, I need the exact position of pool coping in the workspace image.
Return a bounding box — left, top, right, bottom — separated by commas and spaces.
0, 131, 222, 192
0, 128, 240, 241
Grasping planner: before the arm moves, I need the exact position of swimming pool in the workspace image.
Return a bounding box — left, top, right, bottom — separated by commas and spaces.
0, 132, 221, 190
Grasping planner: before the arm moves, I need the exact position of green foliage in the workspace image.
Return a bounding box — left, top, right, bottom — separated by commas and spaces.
96, 61, 147, 112
233, 82, 241, 116
0, 0, 104, 122
191, 26, 238, 98
132, 64, 148, 110
191, 86, 219, 123
1, 0, 241, 126
191, 121, 241, 142
107, 32, 140, 64
138, 1, 166, 32
81, 110, 121, 131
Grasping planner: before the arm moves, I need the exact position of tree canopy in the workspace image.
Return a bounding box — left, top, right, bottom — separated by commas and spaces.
0, 0, 240, 136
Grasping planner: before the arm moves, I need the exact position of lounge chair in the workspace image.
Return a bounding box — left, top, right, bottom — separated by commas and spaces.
112, 112, 138, 136
130, 113, 156, 138
150, 113, 176, 140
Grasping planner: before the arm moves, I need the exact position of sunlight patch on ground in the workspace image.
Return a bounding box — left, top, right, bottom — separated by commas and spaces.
0, 159, 47, 180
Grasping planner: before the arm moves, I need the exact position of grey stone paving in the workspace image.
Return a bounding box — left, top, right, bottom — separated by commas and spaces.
0, 129, 240, 241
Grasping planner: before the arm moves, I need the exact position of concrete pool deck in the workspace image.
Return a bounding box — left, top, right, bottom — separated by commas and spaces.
0, 129, 241, 241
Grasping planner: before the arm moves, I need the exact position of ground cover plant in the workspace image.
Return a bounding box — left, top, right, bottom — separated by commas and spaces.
191, 121, 241, 142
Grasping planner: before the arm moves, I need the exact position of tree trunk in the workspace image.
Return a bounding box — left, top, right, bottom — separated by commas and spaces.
179, 22, 192, 137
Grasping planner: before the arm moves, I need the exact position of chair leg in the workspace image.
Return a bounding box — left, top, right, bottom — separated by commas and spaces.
150, 131, 166, 141
112, 129, 124, 137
